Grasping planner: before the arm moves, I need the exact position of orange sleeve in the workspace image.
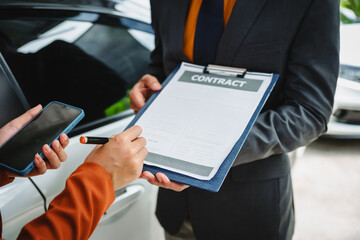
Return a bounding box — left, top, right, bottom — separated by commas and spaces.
0, 169, 14, 187
17, 162, 115, 240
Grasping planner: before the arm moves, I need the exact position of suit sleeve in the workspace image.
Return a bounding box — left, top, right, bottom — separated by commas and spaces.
234, 0, 340, 165
17, 162, 115, 240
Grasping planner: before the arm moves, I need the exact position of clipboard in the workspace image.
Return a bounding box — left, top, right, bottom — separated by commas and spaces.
126, 62, 279, 192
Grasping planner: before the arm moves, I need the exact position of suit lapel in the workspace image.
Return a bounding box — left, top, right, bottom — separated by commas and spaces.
216, 0, 269, 65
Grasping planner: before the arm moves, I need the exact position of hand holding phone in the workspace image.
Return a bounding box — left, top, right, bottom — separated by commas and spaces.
0, 105, 69, 177
0, 101, 84, 176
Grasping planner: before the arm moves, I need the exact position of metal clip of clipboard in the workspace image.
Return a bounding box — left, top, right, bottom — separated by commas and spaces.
203, 64, 247, 78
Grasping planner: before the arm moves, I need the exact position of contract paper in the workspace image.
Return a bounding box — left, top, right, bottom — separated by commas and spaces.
134, 62, 273, 180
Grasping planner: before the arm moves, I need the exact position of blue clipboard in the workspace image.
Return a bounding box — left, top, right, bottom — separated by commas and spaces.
126, 63, 279, 192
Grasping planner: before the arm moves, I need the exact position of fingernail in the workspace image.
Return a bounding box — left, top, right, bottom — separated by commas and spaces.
35, 153, 41, 163
156, 175, 162, 183
152, 83, 160, 89
53, 141, 59, 149
144, 177, 150, 181
44, 144, 51, 152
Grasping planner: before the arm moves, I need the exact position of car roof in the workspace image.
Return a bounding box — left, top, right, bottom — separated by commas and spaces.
0, 0, 151, 24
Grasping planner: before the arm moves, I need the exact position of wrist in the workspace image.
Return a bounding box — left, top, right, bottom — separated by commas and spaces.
0, 168, 15, 187
4, 170, 16, 178
82, 162, 116, 190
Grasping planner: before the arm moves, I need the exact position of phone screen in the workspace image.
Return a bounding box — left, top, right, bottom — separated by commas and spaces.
0, 102, 83, 173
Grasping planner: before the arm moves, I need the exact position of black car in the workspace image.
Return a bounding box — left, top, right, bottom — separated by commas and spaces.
0, 0, 153, 126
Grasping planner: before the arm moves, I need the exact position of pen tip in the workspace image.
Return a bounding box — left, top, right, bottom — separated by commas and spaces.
80, 136, 87, 144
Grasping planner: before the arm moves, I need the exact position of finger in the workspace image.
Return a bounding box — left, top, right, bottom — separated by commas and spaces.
52, 140, 67, 162
10, 105, 42, 130
140, 171, 147, 179
137, 147, 148, 160
129, 75, 161, 111
132, 137, 147, 152
156, 173, 189, 192
129, 85, 147, 111
142, 171, 172, 189
28, 104, 43, 117
33, 153, 47, 175
0, 105, 43, 145
141, 171, 158, 185
93, 145, 102, 151
119, 125, 142, 141
155, 172, 169, 184
141, 75, 162, 91
42, 144, 61, 169
4, 153, 47, 178
59, 133, 69, 148
130, 102, 139, 114
169, 182, 189, 192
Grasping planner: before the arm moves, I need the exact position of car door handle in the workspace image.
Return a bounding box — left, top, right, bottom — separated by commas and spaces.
100, 184, 145, 223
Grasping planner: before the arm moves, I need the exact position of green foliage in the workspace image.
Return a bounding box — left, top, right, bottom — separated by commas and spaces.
104, 90, 131, 117
341, 0, 360, 17
340, 13, 354, 23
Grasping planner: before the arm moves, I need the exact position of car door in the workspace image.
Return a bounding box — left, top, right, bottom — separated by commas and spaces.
0, 52, 48, 239
0, 178, 46, 239
0, 3, 163, 239
30, 116, 161, 240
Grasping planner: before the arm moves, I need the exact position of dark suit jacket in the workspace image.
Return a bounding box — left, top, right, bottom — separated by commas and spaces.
148, 0, 339, 239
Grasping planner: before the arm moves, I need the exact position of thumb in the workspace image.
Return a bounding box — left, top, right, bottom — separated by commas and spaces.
141, 74, 162, 91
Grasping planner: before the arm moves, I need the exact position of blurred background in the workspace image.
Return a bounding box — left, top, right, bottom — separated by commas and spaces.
292, 2, 360, 239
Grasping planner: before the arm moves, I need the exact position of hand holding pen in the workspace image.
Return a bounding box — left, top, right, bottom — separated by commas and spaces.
82, 126, 148, 190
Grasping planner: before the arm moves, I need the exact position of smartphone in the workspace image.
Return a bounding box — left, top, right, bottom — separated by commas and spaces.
0, 101, 84, 176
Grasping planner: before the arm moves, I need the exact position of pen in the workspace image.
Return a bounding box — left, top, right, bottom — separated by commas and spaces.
79, 136, 113, 144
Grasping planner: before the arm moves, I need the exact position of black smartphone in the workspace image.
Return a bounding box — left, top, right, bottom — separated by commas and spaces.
0, 101, 84, 176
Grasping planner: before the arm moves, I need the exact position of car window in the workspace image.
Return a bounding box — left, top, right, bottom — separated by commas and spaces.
0, 15, 154, 126
0, 53, 29, 127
